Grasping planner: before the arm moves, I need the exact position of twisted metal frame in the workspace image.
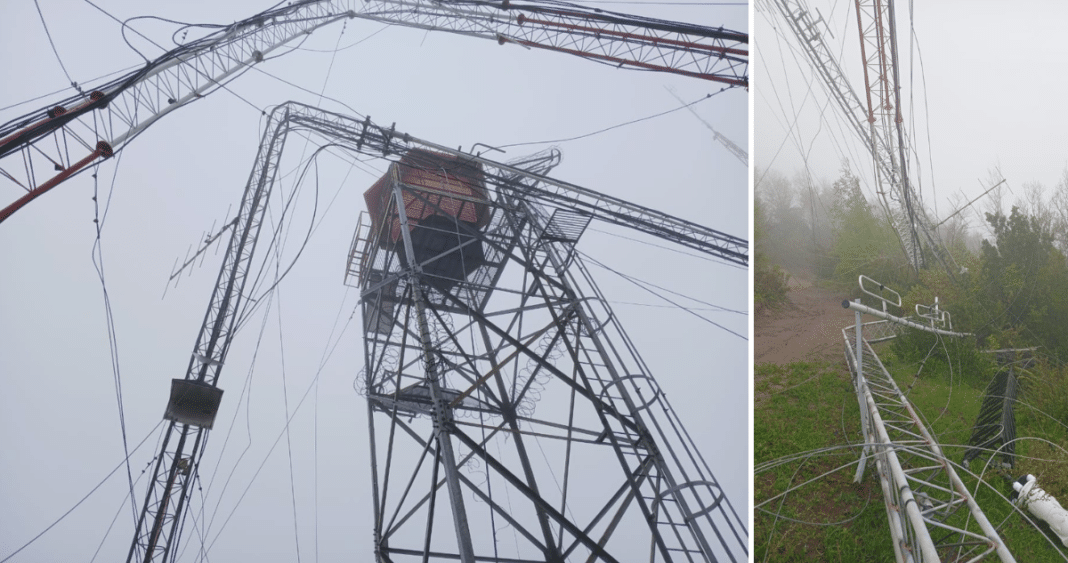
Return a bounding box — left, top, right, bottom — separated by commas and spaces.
843, 297, 1014, 562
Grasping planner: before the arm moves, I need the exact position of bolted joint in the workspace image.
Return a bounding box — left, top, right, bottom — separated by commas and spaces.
430, 400, 453, 432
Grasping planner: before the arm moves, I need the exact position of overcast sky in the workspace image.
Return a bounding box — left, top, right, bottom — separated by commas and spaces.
757, 1, 1068, 235
0, 1, 747, 561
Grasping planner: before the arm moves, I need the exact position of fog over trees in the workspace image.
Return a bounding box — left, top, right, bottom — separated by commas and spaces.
756, 161, 1068, 366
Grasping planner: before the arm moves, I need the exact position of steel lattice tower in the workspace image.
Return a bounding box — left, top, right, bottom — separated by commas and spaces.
348, 149, 746, 562
109, 102, 743, 563
762, 0, 958, 279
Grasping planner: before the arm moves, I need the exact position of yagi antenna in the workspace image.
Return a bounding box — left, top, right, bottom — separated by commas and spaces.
163, 206, 237, 298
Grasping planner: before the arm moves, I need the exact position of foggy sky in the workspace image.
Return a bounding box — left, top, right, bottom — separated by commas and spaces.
756, 1, 1068, 233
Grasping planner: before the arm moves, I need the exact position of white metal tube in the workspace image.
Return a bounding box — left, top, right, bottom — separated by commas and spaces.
853, 302, 870, 483
842, 299, 970, 338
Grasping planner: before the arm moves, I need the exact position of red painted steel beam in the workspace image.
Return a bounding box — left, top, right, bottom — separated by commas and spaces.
0, 91, 105, 159
0, 140, 113, 225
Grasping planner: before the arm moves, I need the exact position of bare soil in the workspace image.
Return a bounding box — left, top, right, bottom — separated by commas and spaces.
755, 273, 855, 365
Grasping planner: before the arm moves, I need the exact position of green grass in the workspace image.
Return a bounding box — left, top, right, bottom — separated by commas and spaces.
755, 361, 894, 562
755, 350, 1068, 562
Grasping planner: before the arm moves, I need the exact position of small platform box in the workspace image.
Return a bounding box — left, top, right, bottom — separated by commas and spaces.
363, 149, 491, 287
163, 379, 223, 429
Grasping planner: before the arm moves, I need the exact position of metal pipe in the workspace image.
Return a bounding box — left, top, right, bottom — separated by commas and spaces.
841, 299, 970, 338
852, 302, 870, 483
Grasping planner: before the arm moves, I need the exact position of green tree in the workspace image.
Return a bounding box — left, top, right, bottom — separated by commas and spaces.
978, 206, 1068, 358
756, 168, 812, 273
754, 195, 790, 311
827, 164, 909, 289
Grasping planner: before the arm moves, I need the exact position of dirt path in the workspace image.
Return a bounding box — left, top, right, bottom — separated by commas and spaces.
755, 274, 856, 365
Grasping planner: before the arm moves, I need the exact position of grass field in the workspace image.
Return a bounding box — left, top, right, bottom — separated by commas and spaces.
754, 345, 1068, 562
